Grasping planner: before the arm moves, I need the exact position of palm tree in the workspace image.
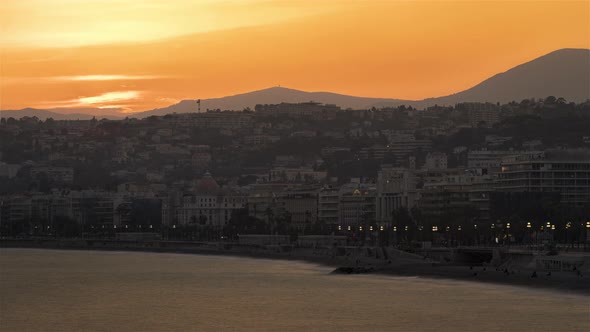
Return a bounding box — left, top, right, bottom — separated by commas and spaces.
264, 207, 274, 234
544, 96, 557, 105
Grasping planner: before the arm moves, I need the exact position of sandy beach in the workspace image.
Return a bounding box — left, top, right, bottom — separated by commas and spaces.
2, 238, 589, 295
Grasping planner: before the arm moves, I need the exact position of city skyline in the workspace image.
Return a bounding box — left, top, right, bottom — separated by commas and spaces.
1, 0, 589, 113
2, 2, 590, 330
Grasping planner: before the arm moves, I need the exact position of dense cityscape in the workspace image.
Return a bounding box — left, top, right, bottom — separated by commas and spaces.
2, 97, 589, 248
2, 1, 590, 330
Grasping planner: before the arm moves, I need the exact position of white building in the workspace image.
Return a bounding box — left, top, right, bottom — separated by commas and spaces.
318, 186, 340, 227
178, 172, 246, 228
424, 152, 448, 170
338, 184, 376, 227
376, 167, 417, 223
497, 150, 590, 206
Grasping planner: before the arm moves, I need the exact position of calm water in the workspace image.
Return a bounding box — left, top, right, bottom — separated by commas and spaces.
1, 249, 588, 332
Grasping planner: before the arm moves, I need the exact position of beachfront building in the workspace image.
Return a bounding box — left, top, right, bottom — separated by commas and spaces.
338, 184, 376, 228
178, 172, 247, 228
318, 186, 340, 229
276, 187, 319, 231
375, 167, 417, 224
496, 149, 590, 206
419, 173, 495, 225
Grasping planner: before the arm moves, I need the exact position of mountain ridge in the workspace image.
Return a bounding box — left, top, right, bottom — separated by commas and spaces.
2, 48, 588, 120
422, 48, 590, 105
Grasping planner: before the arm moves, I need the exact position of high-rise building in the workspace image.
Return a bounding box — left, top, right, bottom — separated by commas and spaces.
318, 186, 340, 228
497, 150, 590, 206
376, 167, 417, 223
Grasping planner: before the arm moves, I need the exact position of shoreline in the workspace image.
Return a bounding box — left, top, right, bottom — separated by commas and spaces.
2, 239, 589, 295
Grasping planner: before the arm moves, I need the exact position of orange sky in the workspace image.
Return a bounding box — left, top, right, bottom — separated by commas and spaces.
1, 0, 589, 113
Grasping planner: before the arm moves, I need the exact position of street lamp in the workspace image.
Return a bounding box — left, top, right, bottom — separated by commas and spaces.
564, 222, 571, 247
0, 201, 3, 237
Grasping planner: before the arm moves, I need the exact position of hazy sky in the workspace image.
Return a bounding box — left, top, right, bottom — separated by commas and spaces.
1, 0, 589, 113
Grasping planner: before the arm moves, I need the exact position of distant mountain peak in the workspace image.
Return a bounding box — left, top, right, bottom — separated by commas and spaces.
3, 48, 589, 120
427, 48, 590, 104
544, 47, 589, 55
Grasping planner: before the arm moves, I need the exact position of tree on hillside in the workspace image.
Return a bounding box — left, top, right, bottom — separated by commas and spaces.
544, 96, 557, 105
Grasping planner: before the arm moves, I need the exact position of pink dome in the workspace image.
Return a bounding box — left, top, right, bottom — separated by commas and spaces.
195, 171, 220, 193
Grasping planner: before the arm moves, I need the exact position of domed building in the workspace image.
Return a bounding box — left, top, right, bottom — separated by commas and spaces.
194, 171, 220, 194
179, 172, 246, 229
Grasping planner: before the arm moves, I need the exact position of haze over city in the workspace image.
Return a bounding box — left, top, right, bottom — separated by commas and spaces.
2, 1, 590, 331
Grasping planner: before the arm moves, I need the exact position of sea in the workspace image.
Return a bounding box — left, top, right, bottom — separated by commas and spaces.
1, 249, 588, 331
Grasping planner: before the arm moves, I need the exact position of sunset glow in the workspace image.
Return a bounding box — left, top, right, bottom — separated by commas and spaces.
77, 91, 140, 106
64, 75, 163, 82
1, 0, 589, 113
